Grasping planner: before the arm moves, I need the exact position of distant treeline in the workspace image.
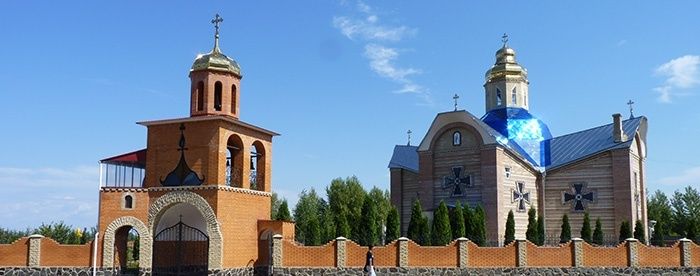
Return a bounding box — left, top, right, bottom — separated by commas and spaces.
0, 222, 96, 244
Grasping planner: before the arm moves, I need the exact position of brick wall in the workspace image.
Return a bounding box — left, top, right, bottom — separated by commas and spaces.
692, 243, 700, 267
637, 242, 681, 267
526, 241, 573, 267
582, 242, 628, 267
345, 240, 399, 267
408, 240, 458, 267
39, 238, 93, 267
468, 241, 517, 267
0, 237, 29, 266
281, 240, 335, 267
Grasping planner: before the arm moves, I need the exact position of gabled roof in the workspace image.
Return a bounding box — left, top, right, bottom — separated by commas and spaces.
388, 145, 419, 173
545, 116, 646, 170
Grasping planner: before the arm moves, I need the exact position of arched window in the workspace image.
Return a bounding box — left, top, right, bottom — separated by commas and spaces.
251, 141, 266, 191
226, 134, 244, 187
196, 81, 204, 111
453, 131, 462, 146
512, 87, 517, 105
214, 81, 223, 111
496, 88, 503, 106
231, 84, 237, 114
124, 195, 133, 209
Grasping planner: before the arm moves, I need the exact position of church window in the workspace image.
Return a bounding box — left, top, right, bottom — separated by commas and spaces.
231, 84, 237, 114
512, 87, 517, 105
496, 88, 503, 106
124, 195, 133, 209
453, 131, 461, 146
196, 81, 204, 111
214, 81, 223, 111
505, 167, 511, 178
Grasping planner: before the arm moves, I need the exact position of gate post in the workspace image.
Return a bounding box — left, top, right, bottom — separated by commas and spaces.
27, 234, 44, 267
626, 238, 639, 267
398, 237, 409, 268
272, 234, 283, 268
571, 238, 584, 267
335, 237, 347, 268
516, 239, 527, 267
680, 238, 692, 267
457, 237, 469, 267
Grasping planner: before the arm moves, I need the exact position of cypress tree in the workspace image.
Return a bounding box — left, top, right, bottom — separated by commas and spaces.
651, 222, 665, 246
472, 205, 487, 246
407, 199, 423, 243
619, 220, 632, 243
450, 201, 466, 240
463, 204, 474, 240
580, 212, 592, 243
526, 207, 538, 243
593, 218, 604, 245
306, 214, 321, 245
504, 210, 515, 245
431, 201, 452, 246
634, 219, 646, 244
560, 214, 571, 243
385, 206, 400, 244
418, 215, 431, 246
276, 200, 292, 221
358, 195, 379, 246
335, 212, 351, 238
536, 215, 545, 246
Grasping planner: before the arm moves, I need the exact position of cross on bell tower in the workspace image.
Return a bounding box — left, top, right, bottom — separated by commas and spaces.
211, 14, 224, 50
407, 130, 412, 146
627, 100, 635, 119
453, 94, 460, 111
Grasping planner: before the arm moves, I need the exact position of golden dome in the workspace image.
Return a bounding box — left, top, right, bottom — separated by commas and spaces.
485, 45, 527, 82
191, 46, 242, 76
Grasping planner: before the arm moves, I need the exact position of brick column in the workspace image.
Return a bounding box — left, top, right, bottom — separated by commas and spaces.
516, 239, 527, 267
27, 234, 43, 267
398, 237, 409, 268
571, 238, 584, 267
336, 237, 347, 268
272, 234, 283, 268
457, 237, 469, 267
626, 238, 639, 267
680, 238, 692, 267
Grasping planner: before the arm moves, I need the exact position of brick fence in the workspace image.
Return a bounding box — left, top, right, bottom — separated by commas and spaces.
0, 235, 95, 267
272, 235, 698, 269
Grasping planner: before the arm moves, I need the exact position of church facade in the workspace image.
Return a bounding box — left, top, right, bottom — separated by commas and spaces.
389, 40, 648, 244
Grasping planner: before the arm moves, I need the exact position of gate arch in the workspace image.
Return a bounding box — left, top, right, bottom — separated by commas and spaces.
102, 216, 152, 269
148, 191, 223, 269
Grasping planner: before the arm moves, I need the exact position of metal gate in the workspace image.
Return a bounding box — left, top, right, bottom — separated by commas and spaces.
152, 221, 209, 276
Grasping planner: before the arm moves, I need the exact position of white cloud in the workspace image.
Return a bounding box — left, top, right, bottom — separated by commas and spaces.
332, 16, 414, 42
653, 55, 700, 103
364, 44, 420, 82
658, 166, 700, 186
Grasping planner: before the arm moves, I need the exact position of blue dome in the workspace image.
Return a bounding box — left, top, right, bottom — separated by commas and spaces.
482, 108, 552, 167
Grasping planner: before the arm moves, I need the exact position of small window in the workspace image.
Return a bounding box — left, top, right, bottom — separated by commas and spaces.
453, 131, 462, 146
214, 81, 223, 111
505, 167, 511, 178
196, 81, 204, 111
496, 88, 503, 106
124, 195, 133, 209
512, 87, 517, 105
231, 84, 237, 114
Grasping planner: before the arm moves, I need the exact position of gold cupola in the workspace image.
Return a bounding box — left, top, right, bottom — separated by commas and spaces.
191, 14, 242, 77
483, 34, 530, 112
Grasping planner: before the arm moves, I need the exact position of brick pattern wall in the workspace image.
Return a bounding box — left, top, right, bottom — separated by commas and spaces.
638, 243, 681, 267
0, 238, 29, 266
407, 240, 459, 267
40, 238, 93, 267
468, 242, 517, 267
692, 243, 700, 267
281, 240, 335, 267
526, 242, 573, 267
582, 242, 628, 267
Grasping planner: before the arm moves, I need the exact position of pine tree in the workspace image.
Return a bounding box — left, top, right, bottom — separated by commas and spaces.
463, 204, 474, 240
619, 220, 632, 243
450, 201, 466, 240
526, 207, 538, 244
276, 200, 292, 221
306, 214, 321, 245
407, 199, 423, 243
359, 195, 379, 246
634, 219, 646, 244
418, 215, 431, 246
504, 210, 515, 245
560, 214, 571, 244
651, 222, 665, 246
472, 205, 487, 246
536, 215, 545, 246
431, 201, 452, 245
335, 212, 351, 238
580, 212, 592, 243
385, 206, 400, 244
593, 218, 604, 245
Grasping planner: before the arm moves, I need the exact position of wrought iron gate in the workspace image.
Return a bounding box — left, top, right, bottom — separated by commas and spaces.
152, 221, 209, 276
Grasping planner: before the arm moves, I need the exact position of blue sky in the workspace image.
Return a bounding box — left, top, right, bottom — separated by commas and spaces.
1, 1, 699, 230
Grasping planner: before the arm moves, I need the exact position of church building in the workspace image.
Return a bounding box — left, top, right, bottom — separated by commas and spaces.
389, 37, 648, 244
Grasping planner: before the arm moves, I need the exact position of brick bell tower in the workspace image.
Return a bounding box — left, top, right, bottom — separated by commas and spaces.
97, 14, 283, 272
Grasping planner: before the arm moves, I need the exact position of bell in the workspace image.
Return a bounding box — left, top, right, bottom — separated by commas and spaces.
250, 157, 256, 170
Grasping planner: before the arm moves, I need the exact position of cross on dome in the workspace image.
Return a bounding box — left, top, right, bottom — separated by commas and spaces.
502, 33, 509, 47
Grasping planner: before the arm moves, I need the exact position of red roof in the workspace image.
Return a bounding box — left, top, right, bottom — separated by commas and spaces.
100, 149, 147, 168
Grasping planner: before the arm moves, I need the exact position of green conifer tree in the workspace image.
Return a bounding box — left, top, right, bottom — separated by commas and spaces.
593, 218, 604, 245
431, 201, 452, 246
560, 214, 571, 243
536, 215, 545, 245
418, 215, 431, 246
634, 219, 646, 244
504, 210, 515, 245
385, 206, 400, 244
581, 212, 592, 243
472, 205, 487, 246
450, 201, 466, 240
276, 200, 292, 221
651, 222, 665, 246
407, 199, 423, 243
619, 220, 632, 243
358, 195, 379, 246
335, 212, 351, 238
463, 204, 474, 240
525, 207, 538, 243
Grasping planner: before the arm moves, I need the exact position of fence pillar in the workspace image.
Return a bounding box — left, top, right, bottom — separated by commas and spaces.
398, 237, 409, 268
680, 238, 692, 267
272, 234, 283, 268
27, 234, 43, 267
457, 237, 469, 267
571, 238, 584, 267
516, 239, 527, 267
626, 238, 639, 267
336, 237, 347, 268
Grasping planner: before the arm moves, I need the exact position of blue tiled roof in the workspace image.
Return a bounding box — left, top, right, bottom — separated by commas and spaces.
545, 116, 644, 170
482, 107, 553, 167
388, 145, 419, 173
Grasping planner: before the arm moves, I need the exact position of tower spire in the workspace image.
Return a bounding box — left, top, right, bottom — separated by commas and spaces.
211, 13, 224, 53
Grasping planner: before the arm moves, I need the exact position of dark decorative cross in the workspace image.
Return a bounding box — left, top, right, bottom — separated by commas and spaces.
407, 130, 412, 146
563, 183, 595, 212
443, 167, 470, 196
502, 33, 509, 46
177, 123, 188, 152
627, 100, 635, 119
211, 14, 224, 37
453, 94, 460, 111
512, 182, 531, 212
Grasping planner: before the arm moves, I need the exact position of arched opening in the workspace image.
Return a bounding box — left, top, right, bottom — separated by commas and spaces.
152, 202, 209, 275
226, 134, 244, 187
250, 141, 266, 191
114, 226, 141, 275
231, 84, 237, 115
196, 81, 204, 111
214, 81, 222, 111
511, 87, 517, 105
453, 131, 462, 146
496, 88, 503, 106
124, 195, 133, 209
